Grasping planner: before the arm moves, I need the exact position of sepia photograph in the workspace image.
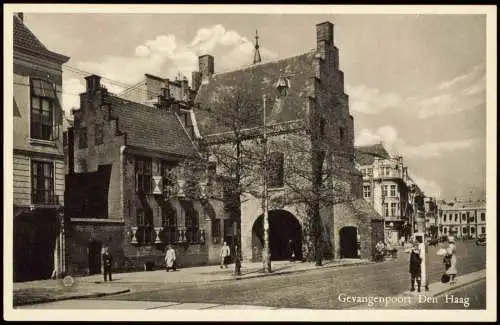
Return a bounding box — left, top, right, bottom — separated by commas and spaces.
3, 4, 496, 322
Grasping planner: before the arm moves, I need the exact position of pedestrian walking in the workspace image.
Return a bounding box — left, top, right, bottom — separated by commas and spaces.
165, 245, 176, 272
287, 239, 295, 261
375, 241, 385, 262
102, 247, 113, 282
220, 241, 231, 269
444, 236, 458, 285
409, 242, 422, 292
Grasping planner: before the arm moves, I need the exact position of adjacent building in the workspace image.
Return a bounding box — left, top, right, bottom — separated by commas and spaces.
12, 13, 70, 282
438, 200, 486, 239
63, 74, 241, 274
355, 144, 415, 244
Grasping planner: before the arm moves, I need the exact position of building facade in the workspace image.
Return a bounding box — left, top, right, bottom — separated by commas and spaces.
438, 200, 486, 239
12, 13, 70, 282
355, 144, 415, 244
192, 21, 384, 262
64, 75, 237, 274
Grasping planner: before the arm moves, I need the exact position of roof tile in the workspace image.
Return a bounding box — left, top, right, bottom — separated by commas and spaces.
194, 52, 316, 136
106, 95, 199, 158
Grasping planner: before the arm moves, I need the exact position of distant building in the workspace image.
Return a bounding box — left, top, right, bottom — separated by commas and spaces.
355, 144, 415, 244
438, 200, 486, 239
12, 13, 70, 282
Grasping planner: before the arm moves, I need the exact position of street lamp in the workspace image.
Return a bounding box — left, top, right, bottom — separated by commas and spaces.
261, 74, 292, 273
261, 93, 271, 273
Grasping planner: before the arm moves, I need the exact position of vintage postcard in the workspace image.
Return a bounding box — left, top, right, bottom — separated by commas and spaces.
3, 4, 497, 322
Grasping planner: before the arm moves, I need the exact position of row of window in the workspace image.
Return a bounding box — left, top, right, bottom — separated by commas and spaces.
362, 184, 398, 198
383, 202, 400, 217
135, 201, 199, 245
134, 153, 286, 195
442, 211, 485, 223
442, 226, 486, 234
135, 201, 234, 246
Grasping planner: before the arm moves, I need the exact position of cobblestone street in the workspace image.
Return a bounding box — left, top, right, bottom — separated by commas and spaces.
90, 241, 485, 309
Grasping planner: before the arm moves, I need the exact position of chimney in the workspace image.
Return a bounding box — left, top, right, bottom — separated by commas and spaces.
15, 13, 24, 22
199, 55, 214, 81
161, 83, 170, 100
316, 21, 334, 58
181, 76, 189, 101
85, 74, 101, 92
192, 71, 202, 92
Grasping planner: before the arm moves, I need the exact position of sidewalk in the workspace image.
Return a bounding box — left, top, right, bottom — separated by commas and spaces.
75, 258, 370, 284
13, 258, 369, 307
348, 269, 486, 309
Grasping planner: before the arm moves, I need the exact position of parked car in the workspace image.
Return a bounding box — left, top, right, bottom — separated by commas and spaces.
476, 234, 486, 246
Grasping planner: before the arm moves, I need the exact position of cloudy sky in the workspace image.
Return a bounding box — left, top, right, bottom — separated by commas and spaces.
20, 11, 487, 201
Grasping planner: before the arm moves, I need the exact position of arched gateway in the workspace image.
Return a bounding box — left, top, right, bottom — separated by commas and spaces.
251, 209, 302, 261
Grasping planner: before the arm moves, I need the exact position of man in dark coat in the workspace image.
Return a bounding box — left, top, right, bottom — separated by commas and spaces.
102, 247, 113, 282
287, 239, 295, 261
409, 243, 422, 292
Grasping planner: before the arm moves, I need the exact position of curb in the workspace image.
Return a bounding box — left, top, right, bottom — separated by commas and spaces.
427, 275, 486, 299
224, 260, 373, 282
14, 288, 131, 307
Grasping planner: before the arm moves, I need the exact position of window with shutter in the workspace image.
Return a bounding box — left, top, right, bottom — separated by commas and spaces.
183, 201, 199, 244
30, 78, 57, 141
135, 156, 152, 194
161, 201, 177, 244
136, 208, 154, 245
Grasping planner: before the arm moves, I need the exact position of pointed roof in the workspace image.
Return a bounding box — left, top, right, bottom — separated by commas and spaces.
194, 51, 317, 136
253, 30, 262, 64
13, 15, 69, 63
354, 143, 391, 166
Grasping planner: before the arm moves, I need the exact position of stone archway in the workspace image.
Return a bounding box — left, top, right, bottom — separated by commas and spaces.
13, 209, 60, 282
339, 226, 359, 258
251, 209, 302, 261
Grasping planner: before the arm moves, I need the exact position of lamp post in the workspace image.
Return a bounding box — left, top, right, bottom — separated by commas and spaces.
260, 72, 293, 273
261, 93, 271, 273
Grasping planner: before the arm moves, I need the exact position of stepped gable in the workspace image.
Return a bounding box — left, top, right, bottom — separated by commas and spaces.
194, 52, 317, 136
354, 144, 391, 166
106, 95, 199, 158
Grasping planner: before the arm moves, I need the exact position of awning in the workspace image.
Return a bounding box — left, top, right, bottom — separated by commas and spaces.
31, 78, 57, 98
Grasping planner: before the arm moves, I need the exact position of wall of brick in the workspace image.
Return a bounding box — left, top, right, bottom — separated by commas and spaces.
67, 221, 124, 275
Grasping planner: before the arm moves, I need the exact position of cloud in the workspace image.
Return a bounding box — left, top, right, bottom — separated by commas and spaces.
62, 77, 85, 114
403, 138, 481, 158
354, 125, 403, 154
409, 174, 442, 198
437, 63, 485, 91
355, 126, 480, 159
344, 84, 402, 115
417, 64, 486, 119
63, 24, 277, 111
